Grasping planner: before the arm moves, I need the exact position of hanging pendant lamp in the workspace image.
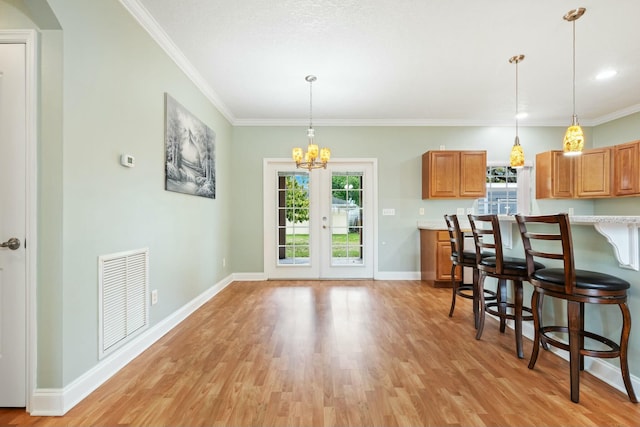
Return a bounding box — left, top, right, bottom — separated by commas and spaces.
562, 7, 586, 156
292, 75, 331, 170
509, 54, 525, 168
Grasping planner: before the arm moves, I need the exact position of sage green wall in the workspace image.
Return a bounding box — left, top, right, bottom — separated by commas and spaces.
4, 0, 233, 388
48, 0, 233, 386
231, 125, 597, 273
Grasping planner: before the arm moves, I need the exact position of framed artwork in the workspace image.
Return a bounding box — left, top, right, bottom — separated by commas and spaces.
164, 93, 216, 199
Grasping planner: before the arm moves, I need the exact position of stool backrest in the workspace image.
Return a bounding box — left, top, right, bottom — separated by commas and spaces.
515, 213, 575, 294
468, 214, 504, 273
444, 214, 465, 263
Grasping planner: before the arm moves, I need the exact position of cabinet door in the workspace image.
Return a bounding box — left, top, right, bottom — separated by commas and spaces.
423, 151, 459, 199
436, 240, 455, 281
536, 151, 574, 199
576, 148, 611, 197
459, 151, 487, 197
614, 140, 640, 196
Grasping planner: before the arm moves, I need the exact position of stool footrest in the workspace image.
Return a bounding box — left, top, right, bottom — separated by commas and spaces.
539, 326, 621, 358
485, 302, 534, 322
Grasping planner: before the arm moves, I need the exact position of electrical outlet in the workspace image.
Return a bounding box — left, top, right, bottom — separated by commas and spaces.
419, 208, 425, 216
222, 257, 226, 267
151, 289, 158, 305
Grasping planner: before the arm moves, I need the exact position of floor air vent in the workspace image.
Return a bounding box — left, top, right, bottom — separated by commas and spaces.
98, 248, 149, 359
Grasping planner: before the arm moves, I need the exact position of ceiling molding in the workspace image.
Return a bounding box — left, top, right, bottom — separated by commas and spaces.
232, 118, 571, 127
589, 103, 640, 126
119, 0, 235, 124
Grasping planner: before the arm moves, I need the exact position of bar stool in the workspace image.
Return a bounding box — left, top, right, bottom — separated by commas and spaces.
468, 214, 544, 358
516, 213, 637, 403
444, 214, 496, 328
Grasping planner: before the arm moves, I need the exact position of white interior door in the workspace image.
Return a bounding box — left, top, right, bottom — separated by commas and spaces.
0, 43, 27, 407
264, 159, 376, 279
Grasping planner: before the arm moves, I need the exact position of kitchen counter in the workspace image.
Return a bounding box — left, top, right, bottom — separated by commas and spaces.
418, 215, 640, 271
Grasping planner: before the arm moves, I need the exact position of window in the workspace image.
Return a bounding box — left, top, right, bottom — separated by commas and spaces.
476, 165, 531, 215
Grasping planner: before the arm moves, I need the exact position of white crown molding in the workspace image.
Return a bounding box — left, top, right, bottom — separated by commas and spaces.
589, 103, 640, 126
118, 0, 235, 124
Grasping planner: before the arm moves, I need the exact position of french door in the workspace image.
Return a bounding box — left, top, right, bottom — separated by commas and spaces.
264, 159, 376, 279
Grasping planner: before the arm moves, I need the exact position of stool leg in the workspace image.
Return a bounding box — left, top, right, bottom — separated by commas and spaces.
448, 263, 457, 317
498, 279, 507, 333
475, 272, 487, 340
528, 289, 541, 370
568, 300, 581, 403
619, 302, 638, 403
472, 267, 479, 329
579, 302, 585, 371
514, 280, 524, 359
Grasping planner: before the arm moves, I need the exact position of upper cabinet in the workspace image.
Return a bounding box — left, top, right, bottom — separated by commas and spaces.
422, 150, 486, 199
536, 140, 639, 199
536, 150, 574, 199
576, 147, 611, 198
614, 140, 640, 196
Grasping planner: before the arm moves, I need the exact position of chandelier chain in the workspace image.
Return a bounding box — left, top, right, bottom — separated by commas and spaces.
572, 19, 576, 117
515, 58, 519, 137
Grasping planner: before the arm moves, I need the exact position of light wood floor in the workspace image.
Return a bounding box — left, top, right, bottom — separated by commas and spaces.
1, 280, 639, 426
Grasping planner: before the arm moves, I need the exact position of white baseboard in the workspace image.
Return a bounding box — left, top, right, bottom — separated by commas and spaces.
232, 272, 268, 281
30, 274, 235, 416
374, 271, 421, 280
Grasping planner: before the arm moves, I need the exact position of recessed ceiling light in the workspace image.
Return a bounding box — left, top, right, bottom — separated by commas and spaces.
596, 69, 617, 80
515, 112, 528, 120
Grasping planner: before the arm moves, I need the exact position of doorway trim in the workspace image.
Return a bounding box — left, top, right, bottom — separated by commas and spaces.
263, 158, 378, 279
0, 29, 38, 412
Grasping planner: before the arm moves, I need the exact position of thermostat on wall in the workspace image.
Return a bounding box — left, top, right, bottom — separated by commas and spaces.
120, 154, 135, 168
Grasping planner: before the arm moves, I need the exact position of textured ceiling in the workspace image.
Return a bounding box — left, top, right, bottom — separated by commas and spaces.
126, 0, 640, 126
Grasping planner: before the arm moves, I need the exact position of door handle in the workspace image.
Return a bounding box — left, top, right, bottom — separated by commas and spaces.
1, 237, 20, 250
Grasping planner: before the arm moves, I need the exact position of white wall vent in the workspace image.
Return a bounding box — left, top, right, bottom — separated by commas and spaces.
98, 247, 149, 359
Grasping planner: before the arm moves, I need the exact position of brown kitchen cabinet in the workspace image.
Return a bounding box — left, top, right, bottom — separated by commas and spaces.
576, 147, 612, 198
536, 150, 574, 199
614, 140, 640, 196
420, 229, 460, 287
422, 150, 487, 199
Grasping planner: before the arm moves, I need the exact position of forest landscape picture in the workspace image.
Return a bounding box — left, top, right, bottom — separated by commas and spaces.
165, 93, 216, 199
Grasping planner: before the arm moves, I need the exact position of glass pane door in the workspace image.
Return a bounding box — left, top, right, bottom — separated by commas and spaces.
277, 171, 310, 266
329, 172, 364, 265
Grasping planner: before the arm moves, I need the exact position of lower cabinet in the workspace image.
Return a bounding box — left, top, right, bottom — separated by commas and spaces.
419, 229, 460, 287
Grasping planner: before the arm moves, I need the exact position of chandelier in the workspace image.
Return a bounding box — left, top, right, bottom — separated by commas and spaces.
509, 54, 525, 168
563, 7, 586, 156
292, 75, 331, 170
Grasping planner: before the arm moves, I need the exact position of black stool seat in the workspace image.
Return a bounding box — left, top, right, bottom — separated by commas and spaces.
532, 268, 631, 291
481, 256, 545, 273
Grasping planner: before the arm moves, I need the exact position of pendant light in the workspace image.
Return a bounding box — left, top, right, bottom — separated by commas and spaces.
509, 54, 525, 168
292, 75, 331, 170
562, 7, 586, 156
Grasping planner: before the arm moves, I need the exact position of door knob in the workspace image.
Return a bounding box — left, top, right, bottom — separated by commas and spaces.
1, 237, 20, 250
